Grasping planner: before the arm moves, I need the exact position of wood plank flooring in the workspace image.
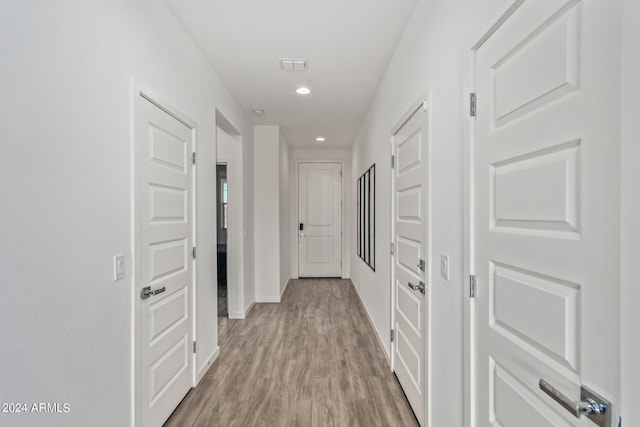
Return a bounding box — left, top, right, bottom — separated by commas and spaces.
164, 278, 419, 427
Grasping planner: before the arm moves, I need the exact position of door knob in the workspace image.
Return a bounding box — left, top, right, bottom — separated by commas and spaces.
539, 379, 611, 427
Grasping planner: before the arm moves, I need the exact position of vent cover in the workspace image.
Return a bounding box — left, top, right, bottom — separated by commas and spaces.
280, 59, 307, 71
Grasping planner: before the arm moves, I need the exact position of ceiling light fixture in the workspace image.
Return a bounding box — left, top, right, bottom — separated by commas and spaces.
315, 137, 326, 142
296, 87, 311, 95
251, 109, 264, 116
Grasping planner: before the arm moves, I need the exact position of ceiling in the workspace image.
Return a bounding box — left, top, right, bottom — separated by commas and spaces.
165, 0, 417, 148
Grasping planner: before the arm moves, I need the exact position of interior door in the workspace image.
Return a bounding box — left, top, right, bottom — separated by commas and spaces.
136, 94, 194, 427
392, 104, 428, 426
473, 1, 620, 426
298, 162, 342, 277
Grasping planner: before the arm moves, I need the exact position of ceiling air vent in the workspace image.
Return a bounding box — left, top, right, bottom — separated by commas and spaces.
280, 59, 307, 71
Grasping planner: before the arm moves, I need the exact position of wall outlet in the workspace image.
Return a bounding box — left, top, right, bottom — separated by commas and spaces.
440, 254, 450, 281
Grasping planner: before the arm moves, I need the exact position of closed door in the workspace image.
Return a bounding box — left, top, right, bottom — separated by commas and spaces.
473, 1, 620, 426
136, 94, 194, 427
392, 103, 428, 426
298, 162, 342, 277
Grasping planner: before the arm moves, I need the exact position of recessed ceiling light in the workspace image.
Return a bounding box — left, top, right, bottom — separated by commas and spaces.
251, 109, 264, 116
315, 137, 326, 142
296, 87, 311, 95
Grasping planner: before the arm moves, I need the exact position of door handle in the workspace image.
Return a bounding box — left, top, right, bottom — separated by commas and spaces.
539, 379, 611, 427
407, 281, 426, 295
140, 286, 166, 300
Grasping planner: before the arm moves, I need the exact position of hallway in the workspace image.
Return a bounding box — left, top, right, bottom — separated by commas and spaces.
164, 279, 418, 427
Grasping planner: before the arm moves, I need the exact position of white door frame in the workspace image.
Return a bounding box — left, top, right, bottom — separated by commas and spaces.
294, 160, 344, 278
132, 82, 198, 427
389, 95, 431, 425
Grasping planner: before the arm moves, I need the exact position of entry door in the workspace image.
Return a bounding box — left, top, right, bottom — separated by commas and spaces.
474, 1, 620, 426
298, 162, 342, 277
136, 95, 194, 427
392, 104, 428, 426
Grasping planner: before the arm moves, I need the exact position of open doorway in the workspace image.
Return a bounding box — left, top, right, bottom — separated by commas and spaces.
215, 111, 246, 321
216, 163, 228, 317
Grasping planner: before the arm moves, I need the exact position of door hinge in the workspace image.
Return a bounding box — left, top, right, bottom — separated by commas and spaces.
470, 92, 477, 117
390, 329, 395, 342
390, 242, 395, 255
192, 152, 196, 165
470, 275, 477, 298
193, 341, 196, 354
192, 246, 196, 259
391, 155, 395, 169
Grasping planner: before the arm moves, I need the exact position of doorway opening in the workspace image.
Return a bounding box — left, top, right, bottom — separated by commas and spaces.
216, 163, 228, 317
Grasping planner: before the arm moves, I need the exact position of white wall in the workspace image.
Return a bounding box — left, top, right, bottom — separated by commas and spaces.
279, 130, 291, 294
620, 1, 640, 425
349, 1, 506, 426
0, 1, 252, 426
253, 125, 283, 302
289, 148, 352, 279
217, 127, 247, 319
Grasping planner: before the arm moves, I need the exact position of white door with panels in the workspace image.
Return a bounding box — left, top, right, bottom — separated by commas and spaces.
298, 162, 342, 277
136, 94, 194, 427
473, 1, 620, 426
392, 103, 428, 426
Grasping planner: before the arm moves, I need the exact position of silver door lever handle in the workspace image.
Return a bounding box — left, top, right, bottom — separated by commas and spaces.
407, 281, 426, 295
539, 379, 611, 427
140, 286, 166, 300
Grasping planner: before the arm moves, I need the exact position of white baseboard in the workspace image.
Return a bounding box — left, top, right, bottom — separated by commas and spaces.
196, 346, 220, 384
229, 300, 255, 319
350, 279, 391, 364
280, 278, 291, 299
255, 295, 281, 303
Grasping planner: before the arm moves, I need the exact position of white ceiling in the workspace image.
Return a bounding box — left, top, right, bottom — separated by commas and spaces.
165, 0, 417, 148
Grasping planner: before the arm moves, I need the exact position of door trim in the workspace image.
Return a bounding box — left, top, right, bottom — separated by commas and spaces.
294, 160, 344, 278
389, 95, 431, 426
131, 81, 198, 427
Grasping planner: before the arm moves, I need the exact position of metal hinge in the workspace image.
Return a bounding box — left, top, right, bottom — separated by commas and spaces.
391, 155, 395, 169
193, 341, 196, 353
470, 93, 477, 117
192, 247, 196, 259
470, 275, 477, 298
390, 329, 395, 342
390, 243, 395, 255
192, 152, 196, 165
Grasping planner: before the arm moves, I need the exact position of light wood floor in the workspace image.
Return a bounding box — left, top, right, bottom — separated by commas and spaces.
164, 278, 419, 427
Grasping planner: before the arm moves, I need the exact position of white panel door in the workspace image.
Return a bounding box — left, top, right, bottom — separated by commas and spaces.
392, 104, 428, 426
474, 1, 620, 426
136, 95, 193, 427
298, 162, 342, 277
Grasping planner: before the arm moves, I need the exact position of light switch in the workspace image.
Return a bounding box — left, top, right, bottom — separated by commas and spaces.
114, 255, 126, 281
440, 254, 450, 281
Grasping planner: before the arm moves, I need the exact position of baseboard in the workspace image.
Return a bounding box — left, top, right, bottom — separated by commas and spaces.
229, 300, 254, 319
255, 295, 281, 303
350, 279, 391, 364
196, 346, 220, 384
280, 278, 291, 299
